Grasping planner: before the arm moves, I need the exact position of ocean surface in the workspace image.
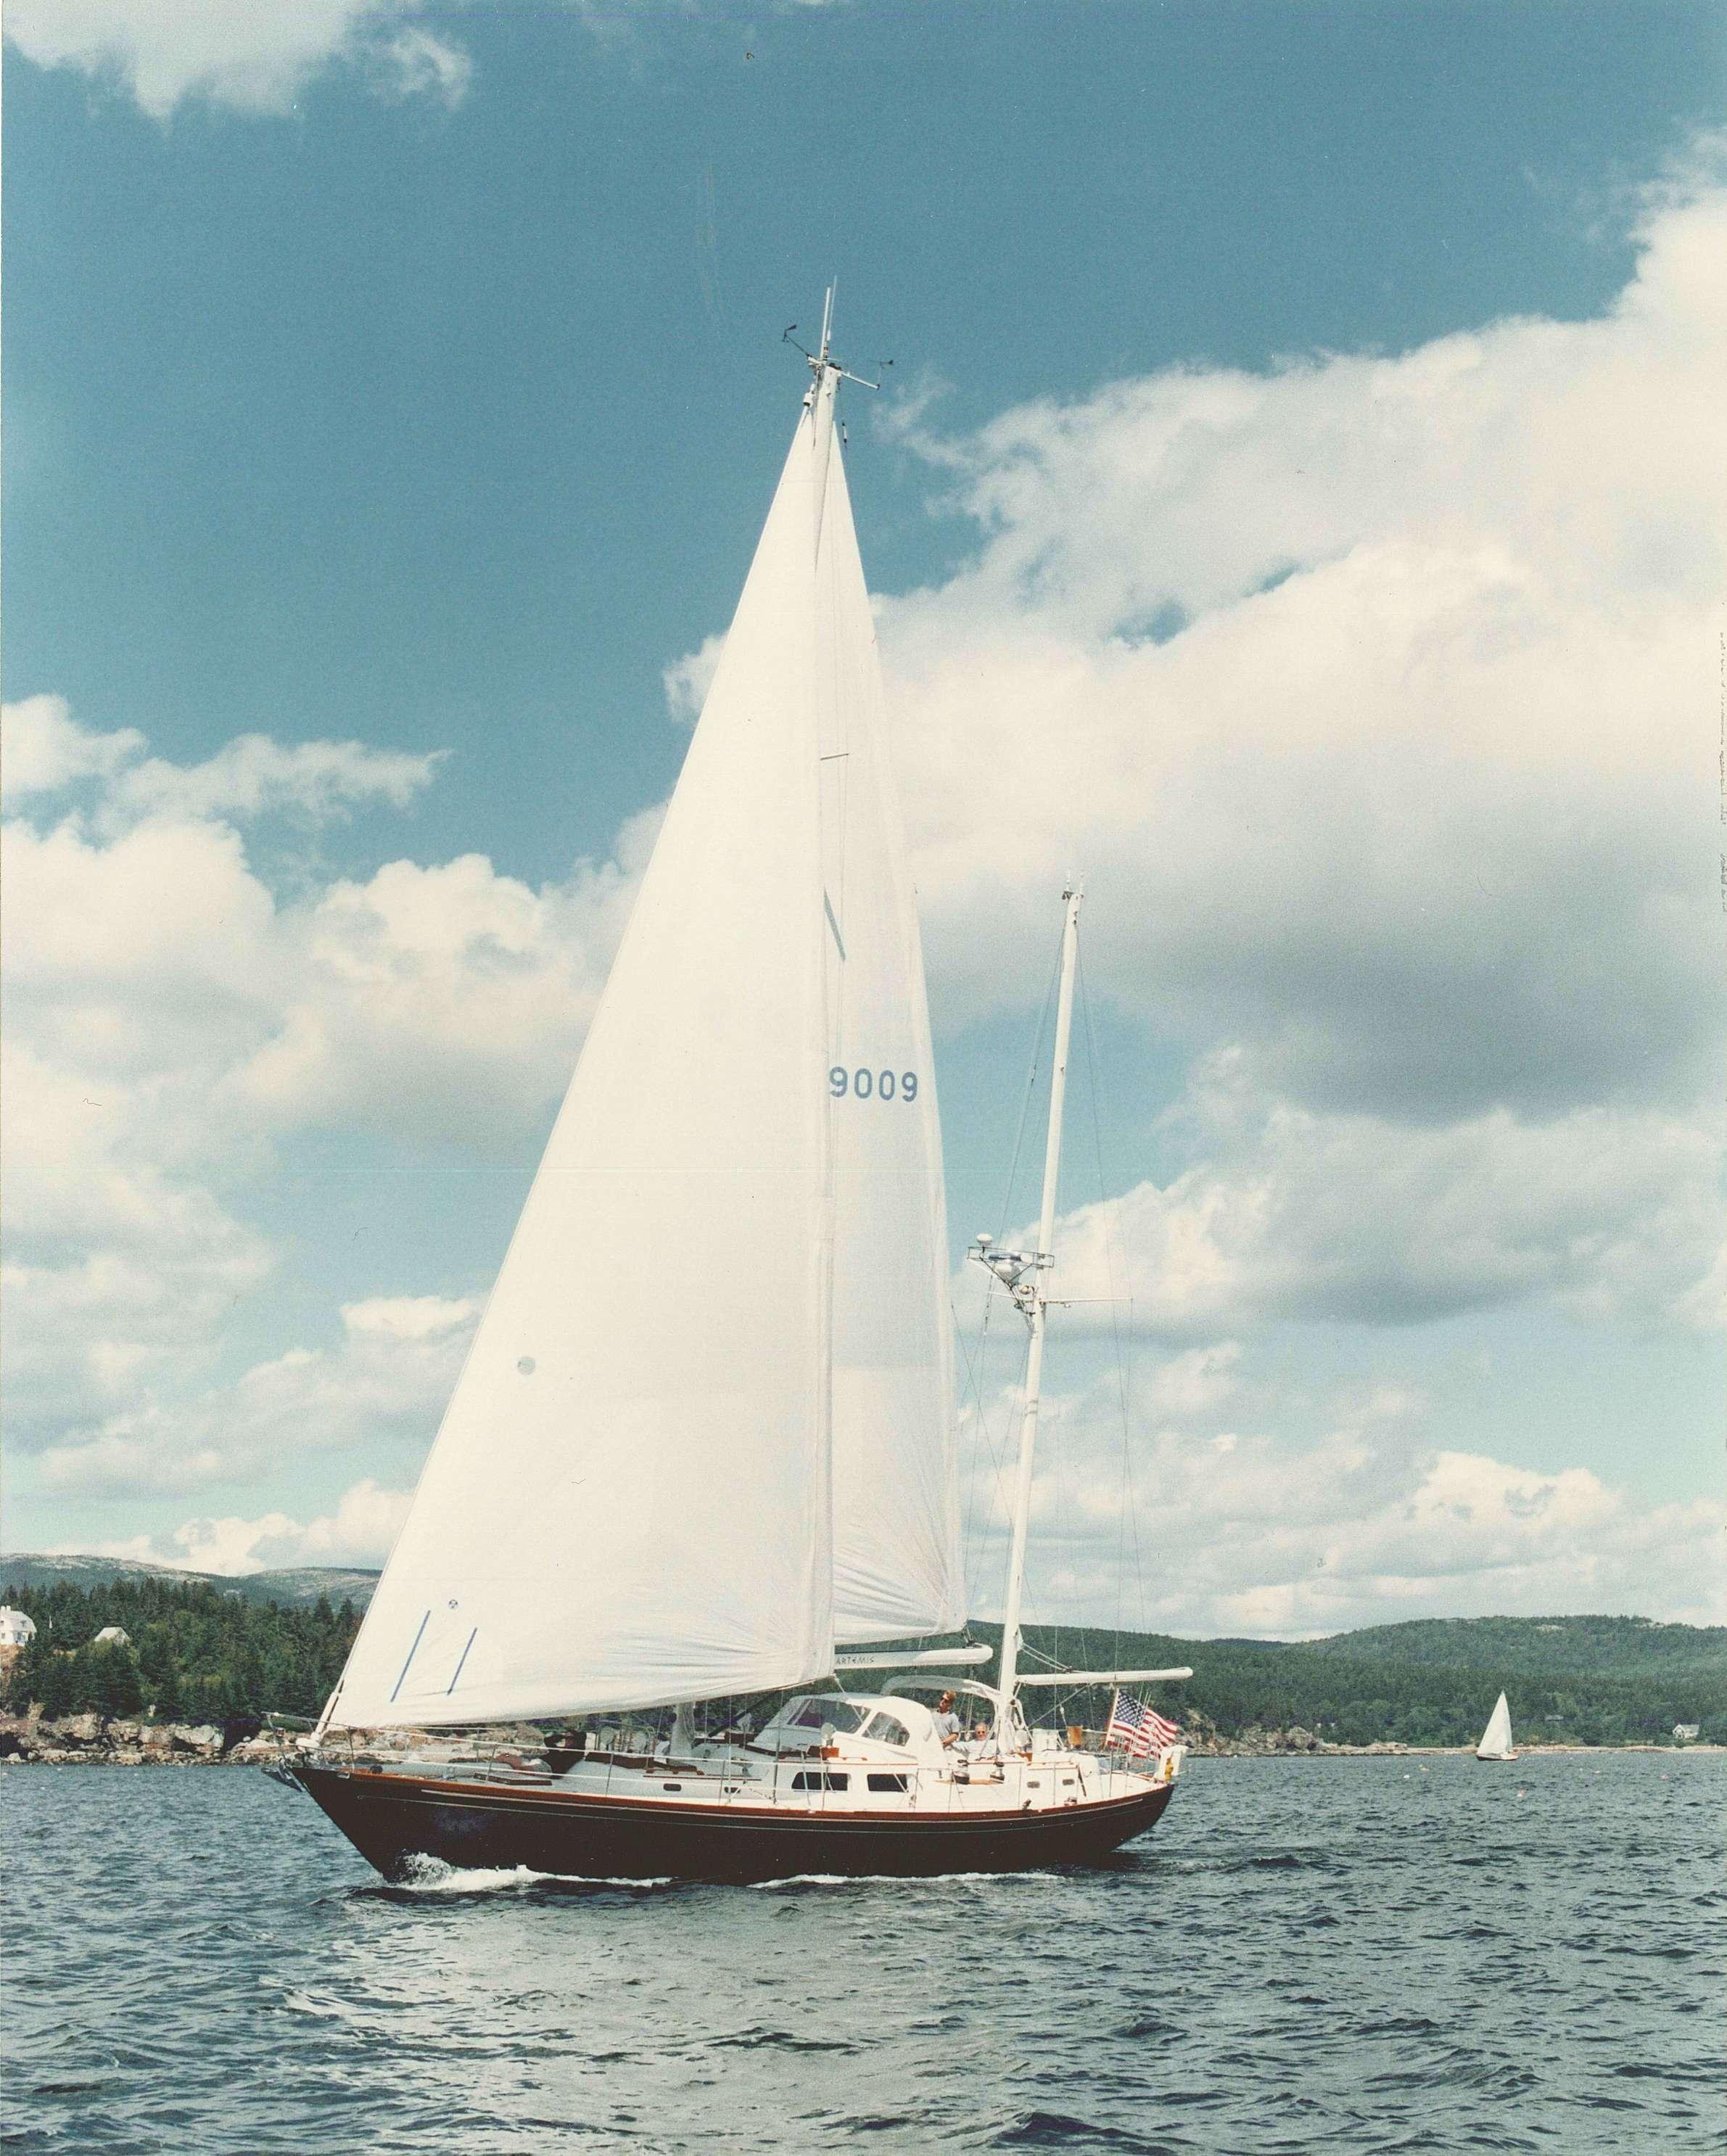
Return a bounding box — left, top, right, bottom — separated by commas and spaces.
3, 1753, 1720, 2155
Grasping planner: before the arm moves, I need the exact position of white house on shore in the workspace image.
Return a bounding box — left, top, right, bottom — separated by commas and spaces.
0, 1609, 37, 1650
92, 1626, 132, 1649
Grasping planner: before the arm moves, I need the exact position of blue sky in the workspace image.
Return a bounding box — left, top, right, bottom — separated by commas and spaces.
4, 1, 1723, 1632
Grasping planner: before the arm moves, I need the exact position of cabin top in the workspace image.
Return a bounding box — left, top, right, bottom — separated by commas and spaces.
753, 1692, 951, 1767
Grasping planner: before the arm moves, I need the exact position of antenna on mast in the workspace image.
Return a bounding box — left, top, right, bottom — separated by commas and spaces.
785, 282, 882, 392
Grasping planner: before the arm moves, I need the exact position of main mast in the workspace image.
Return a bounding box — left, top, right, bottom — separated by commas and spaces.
973, 884, 1083, 1732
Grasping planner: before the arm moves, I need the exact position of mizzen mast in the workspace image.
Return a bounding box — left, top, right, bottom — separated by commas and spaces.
972, 884, 1083, 1733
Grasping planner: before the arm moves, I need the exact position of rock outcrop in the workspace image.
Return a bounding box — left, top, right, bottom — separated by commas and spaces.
0, 1711, 298, 1764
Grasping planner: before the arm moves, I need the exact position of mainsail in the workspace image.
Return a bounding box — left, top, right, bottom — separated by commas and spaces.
326, 344, 961, 1732
1475, 1692, 1515, 1760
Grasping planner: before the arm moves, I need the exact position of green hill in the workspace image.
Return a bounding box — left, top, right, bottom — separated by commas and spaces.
978, 1618, 1727, 1748
3, 1565, 1720, 1744
1298, 1614, 1727, 1678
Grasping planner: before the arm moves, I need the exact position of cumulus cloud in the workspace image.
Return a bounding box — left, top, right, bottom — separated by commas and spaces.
94, 1476, 413, 1576
37, 1294, 479, 1496
1, 696, 443, 832
962, 1366, 1726, 1634
963, 1058, 1723, 1338
4, 0, 471, 120
866, 186, 1725, 1130
1, 695, 144, 797
1, 703, 647, 1460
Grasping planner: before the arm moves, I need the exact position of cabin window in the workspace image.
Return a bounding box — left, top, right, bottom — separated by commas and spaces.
867, 1772, 909, 1793
788, 1698, 865, 1734
863, 1712, 911, 1748
790, 1771, 849, 1792
662, 1782, 683, 1792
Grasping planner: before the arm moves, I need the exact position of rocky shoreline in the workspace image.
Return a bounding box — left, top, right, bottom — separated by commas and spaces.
0, 1711, 295, 1766
0, 1710, 1710, 1766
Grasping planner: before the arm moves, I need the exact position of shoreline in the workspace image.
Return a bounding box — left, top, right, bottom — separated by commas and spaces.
1, 1713, 1718, 1769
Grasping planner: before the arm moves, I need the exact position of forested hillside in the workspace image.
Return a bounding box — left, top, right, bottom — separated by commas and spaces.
3, 1575, 1720, 1744
1, 1575, 358, 1725
1005, 1618, 1727, 1747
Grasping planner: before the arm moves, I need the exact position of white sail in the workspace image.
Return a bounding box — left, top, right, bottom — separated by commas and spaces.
1475, 1692, 1515, 1759
816, 427, 965, 1642
326, 380, 840, 1730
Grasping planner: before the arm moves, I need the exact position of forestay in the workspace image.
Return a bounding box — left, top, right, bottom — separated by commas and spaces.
326, 379, 840, 1729
816, 435, 964, 1642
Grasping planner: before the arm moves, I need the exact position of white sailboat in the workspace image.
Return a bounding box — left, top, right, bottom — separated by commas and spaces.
281, 299, 1189, 1881
1475, 1692, 1517, 1761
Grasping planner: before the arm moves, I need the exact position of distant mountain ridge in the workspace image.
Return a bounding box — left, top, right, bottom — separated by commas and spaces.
0, 1552, 381, 1608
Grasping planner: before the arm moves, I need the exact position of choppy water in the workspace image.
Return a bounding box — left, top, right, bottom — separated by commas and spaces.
3, 1753, 1720, 2154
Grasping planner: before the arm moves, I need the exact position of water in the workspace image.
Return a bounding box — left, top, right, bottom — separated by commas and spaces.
4, 1754, 1720, 2154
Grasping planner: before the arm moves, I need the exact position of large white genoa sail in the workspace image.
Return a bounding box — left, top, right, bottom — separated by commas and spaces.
327, 381, 842, 1730
1475, 1692, 1515, 1759
816, 426, 963, 1643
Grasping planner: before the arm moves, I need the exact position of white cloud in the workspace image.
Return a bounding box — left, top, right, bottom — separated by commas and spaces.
3, 699, 442, 831
38, 1294, 479, 1496
662, 633, 725, 726
95, 1476, 413, 1576
867, 186, 1726, 1128
2, 705, 648, 1468
1, 694, 144, 797
963, 1368, 1726, 1634
969, 1066, 1723, 1336
4, 0, 471, 119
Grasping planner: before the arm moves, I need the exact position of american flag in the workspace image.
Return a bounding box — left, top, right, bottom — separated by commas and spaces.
1105, 1691, 1181, 1758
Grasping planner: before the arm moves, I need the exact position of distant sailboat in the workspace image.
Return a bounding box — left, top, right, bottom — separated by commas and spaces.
275, 295, 1190, 1882
1475, 1692, 1517, 1761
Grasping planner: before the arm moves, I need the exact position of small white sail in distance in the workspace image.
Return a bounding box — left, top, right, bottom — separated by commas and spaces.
1475, 1692, 1516, 1760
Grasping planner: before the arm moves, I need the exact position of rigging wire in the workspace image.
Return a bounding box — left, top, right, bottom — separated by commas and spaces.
994, 931, 1064, 1247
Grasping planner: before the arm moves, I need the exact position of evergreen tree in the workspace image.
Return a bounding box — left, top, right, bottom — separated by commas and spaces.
38, 1651, 76, 1719
87, 1644, 145, 1720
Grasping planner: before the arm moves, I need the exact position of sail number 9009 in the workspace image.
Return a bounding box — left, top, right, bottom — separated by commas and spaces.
830, 1067, 918, 1103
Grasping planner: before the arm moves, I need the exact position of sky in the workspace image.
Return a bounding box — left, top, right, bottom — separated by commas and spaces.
3, 0, 1723, 1638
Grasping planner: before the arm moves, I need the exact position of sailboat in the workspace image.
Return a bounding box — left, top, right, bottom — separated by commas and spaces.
1475, 1693, 1517, 1761
279, 299, 1190, 1882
